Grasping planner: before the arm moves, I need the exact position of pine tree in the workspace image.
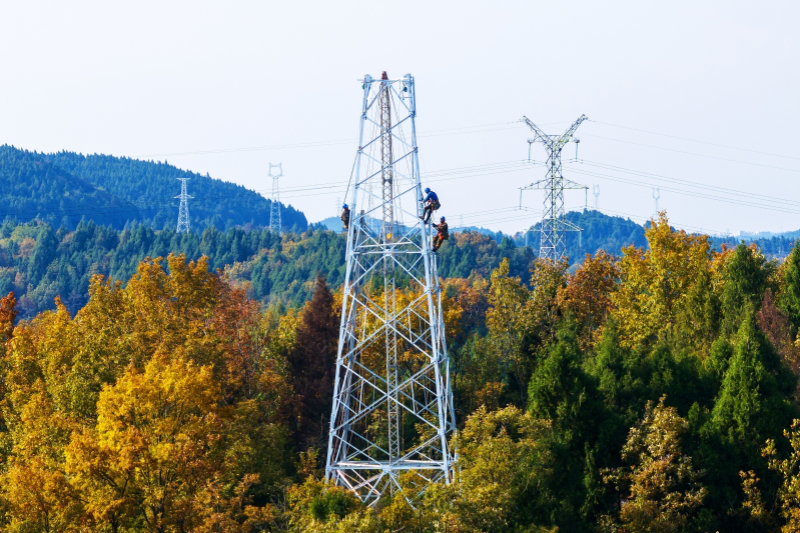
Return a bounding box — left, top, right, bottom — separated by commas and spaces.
778, 242, 800, 332
286, 275, 339, 451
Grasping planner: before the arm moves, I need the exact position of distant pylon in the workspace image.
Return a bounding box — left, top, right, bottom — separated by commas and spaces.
520, 115, 588, 261
325, 71, 455, 505
652, 188, 660, 216
175, 178, 192, 233
593, 184, 600, 209
269, 163, 283, 233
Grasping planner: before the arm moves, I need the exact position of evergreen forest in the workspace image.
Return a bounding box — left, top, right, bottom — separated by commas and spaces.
0, 145, 308, 232
4, 213, 800, 531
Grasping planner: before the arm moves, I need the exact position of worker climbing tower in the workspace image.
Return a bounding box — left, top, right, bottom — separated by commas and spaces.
521, 115, 588, 261
325, 72, 456, 503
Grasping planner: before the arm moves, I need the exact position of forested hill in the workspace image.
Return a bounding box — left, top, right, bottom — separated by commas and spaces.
1, 218, 532, 318
516, 209, 648, 260
0, 146, 140, 229
0, 145, 307, 231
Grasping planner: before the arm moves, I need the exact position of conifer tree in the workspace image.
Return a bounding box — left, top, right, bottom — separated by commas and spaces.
286, 275, 339, 451
778, 242, 800, 332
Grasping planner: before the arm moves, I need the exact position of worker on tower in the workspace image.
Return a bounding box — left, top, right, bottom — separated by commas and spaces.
432, 216, 449, 252
421, 187, 440, 223
341, 204, 350, 231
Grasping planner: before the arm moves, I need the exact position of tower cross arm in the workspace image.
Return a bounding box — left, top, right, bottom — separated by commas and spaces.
520, 179, 550, 190
560, 114, 588, 145
520, 116, 553, 149
559, 219, 583, 232
521, 178, 586, 191
561, 178, 588, 190
521, 114, 588, 152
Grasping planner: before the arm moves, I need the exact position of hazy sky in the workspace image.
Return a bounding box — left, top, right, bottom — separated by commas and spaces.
1, 1, 798, 235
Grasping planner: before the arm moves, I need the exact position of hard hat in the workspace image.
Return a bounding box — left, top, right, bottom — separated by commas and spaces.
424, 187, 431, 193
343, 204, 348, 208
440, 216, 446, 221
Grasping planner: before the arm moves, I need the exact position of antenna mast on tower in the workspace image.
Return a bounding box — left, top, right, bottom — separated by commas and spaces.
520, 115, 588, 261
269, 163, 283, 233
326, 71, 455, 504
175, 178, 192, 233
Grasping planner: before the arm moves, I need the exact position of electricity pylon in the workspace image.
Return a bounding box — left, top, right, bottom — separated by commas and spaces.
269, 163, 282, 234
175, 178, 192, 233
521, 115, 588, 261
593, 184, 600, 209
325, 72, 455, 504
652, 188, 660, 216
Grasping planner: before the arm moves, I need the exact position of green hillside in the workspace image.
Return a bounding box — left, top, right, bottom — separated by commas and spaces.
0, 146, 139, 229
517, 209, 648, 261
0, 145, 308, 232
0, 218, 533, 318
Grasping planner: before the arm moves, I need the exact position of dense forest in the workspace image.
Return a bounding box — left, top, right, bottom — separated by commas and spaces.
0, 218, 532, 318
516, 209, 648, 261
4, 213, 800, 531
0, 145, 308, 232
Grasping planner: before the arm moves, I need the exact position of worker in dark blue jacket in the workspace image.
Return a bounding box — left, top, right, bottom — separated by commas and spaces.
421, 187, 440, 223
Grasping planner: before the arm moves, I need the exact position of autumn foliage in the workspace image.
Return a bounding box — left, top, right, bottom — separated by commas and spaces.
5, 214, 800, 531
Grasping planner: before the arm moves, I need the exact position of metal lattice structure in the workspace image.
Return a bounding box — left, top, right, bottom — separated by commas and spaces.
175, 178, 192, 233
269, 163, 282, 234
325, 72, 456, 504
521, 115, 588, 261
653, 187, 661, 216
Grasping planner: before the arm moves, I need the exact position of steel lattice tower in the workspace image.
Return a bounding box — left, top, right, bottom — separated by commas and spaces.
325, 72, 455, 504
521, 115, 588, 261
175, 178, 192, 233
652, 188, 660, 216
269, 163, 282, 234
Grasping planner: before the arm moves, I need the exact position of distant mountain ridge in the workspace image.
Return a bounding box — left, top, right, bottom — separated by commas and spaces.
0, 145, 307, 232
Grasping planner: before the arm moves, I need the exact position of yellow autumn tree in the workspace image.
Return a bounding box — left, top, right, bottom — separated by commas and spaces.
612, 213, 713, 348
65, 354, 273, 532
0, 254, 291, 531
557, 250, 619, 349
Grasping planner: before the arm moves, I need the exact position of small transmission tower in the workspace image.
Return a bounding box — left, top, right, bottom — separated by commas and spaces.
326, 72, 455, 504
175, 178, 192, 233
593, 185, 600, 210
269, 163, 283, 234
652, 188, 660, 216
520, 115, 588, 261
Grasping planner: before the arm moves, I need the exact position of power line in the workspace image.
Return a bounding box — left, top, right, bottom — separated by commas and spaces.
590, 120, 800, 162
577, 159, 800, 210
134, 121, 533, 159
130, 119, 579, 160
568, 166, 800, 215
580, 133, 800, 174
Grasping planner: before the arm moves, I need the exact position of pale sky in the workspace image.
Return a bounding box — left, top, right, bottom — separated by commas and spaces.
1, 1, 798, 236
